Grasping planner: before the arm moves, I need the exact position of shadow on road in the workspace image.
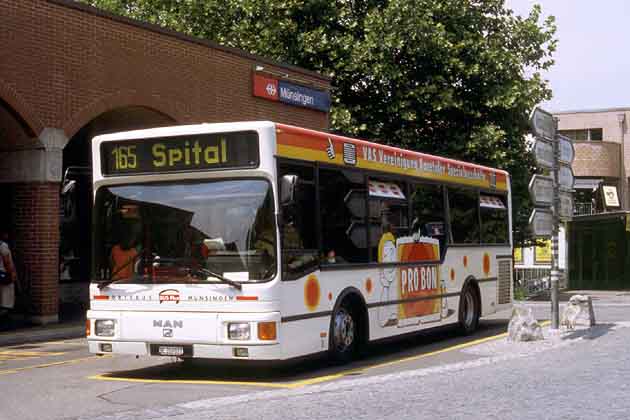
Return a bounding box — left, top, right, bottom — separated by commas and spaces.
561, 323, 615, 341
95, 318, 511, 385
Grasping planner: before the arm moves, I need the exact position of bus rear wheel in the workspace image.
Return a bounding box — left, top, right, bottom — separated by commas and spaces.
329, 304, 358, 363
458, 285, 479, 335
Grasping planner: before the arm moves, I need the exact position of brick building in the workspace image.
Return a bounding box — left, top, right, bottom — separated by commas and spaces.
555, 108, 630, 214
0, 0, 331, 324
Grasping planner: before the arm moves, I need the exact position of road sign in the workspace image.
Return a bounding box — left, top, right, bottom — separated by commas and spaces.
533, 139, 554, 168
558, 134, 575, 164
530, 107, 555, 140
559, 191, 574, 218
529, 175, 553, 207
559, 164, 575, 190
529, 208, 553, 237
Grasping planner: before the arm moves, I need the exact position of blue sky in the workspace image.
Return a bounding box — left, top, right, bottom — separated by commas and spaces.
505, 0, 630, 112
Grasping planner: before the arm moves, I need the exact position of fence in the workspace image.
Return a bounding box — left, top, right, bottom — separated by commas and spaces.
513, 267, 565, 298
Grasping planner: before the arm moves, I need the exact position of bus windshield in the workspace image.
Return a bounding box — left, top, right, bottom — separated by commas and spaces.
93, 179, 277, 285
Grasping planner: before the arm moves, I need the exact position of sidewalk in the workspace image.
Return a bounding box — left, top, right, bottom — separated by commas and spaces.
0, 319, 85, 347
524, 289, 630, 304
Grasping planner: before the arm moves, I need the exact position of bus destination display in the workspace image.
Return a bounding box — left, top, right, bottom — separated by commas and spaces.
101, 131, 259, 175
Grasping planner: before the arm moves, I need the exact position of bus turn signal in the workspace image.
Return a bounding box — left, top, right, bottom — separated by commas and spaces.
257, 322, 277, 340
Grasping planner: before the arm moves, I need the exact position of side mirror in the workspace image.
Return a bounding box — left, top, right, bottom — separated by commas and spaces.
280, 174, 298, 206
61, 180, 76, 196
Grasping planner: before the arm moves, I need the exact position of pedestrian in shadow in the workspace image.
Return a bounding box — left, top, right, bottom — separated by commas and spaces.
0, 228, 17, 323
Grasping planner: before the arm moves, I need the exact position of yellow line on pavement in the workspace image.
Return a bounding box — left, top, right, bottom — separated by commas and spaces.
89, 374, 294, 388
90, 325, 535, 389
0, 355, 111, 376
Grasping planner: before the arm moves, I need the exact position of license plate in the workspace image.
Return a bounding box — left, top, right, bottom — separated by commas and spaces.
157, 345, 184, 356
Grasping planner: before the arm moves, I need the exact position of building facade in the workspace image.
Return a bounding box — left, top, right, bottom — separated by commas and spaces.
0, 0, 331, 324
555, 108, 630, 215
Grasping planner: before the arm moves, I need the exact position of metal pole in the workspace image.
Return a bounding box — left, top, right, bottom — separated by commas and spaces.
551, 117, 560, 329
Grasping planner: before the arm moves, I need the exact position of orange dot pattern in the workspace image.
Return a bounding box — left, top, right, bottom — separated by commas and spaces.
304, 275, 321, 311
463, 255, 468, 268
365, 277, 373, 295
483, 253, 491, 276
450, 268, 455, 281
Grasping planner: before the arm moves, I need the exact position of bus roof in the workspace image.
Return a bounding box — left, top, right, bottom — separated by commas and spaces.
276, 123, 509, 192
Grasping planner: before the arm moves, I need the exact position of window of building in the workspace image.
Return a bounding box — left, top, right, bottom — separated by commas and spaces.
278, 163, 319, 279
448, 187, 480, 244
559, 128, 602, 141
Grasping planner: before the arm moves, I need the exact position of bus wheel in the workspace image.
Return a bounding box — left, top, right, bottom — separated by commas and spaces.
458, 285, 479, 335
330, 304, 357, 363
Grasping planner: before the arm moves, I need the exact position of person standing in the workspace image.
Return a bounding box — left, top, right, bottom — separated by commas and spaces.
0, 229, 17, 312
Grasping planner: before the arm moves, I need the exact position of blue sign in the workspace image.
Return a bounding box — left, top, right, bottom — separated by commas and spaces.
278, 80, 330, 112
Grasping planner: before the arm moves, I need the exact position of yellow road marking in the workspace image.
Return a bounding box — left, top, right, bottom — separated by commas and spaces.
0, 350, 66, 362
0, 355, 111, 375
89, 374, 294, 388
90, 324, 540, 388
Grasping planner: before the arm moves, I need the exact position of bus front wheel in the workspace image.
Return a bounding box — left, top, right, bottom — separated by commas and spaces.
329, 304, 358, 363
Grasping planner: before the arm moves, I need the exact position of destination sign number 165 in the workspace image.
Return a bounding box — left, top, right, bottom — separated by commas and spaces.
111, 145, 137, 170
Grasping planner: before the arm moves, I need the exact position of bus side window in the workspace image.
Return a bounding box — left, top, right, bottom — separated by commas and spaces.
319, 168, 368, 264
410, 183, 446, 257
448, 187, 480, 244
367, 178, 408, 262
278, 163, 319, 280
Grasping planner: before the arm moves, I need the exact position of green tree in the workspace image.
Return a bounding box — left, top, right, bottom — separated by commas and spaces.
83, 0, 556, 244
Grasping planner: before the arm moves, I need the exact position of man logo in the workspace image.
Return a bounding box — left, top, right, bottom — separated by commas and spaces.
153, 320, 183, 338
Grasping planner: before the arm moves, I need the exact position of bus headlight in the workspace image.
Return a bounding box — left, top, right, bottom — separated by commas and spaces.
228, 322, 250, 340
95, 319, 116, 337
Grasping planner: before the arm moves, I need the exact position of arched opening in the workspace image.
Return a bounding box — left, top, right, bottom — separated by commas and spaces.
60, 106, 176, 314
0, 98, 39, 320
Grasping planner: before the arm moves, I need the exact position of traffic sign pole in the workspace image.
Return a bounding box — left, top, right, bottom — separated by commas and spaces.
551, 117, 560, 329
529, 107, 574, 330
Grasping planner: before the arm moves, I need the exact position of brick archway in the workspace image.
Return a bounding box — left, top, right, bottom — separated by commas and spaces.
0, 79, 43, 138
63, 90, 183, 140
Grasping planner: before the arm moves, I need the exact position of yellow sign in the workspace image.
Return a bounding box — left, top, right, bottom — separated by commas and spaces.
534, 240, 551, 264
513, 247, 523, 263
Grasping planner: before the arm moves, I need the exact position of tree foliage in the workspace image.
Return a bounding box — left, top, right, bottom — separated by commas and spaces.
83, 0, 556, 244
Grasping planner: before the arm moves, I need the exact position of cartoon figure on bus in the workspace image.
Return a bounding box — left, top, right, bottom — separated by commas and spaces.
378, 231, 450, 328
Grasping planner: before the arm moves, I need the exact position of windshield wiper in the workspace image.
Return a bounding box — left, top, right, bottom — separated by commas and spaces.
191, 267, 243, 291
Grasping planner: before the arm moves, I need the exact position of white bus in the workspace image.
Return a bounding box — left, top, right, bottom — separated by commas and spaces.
87, 121, 513, 362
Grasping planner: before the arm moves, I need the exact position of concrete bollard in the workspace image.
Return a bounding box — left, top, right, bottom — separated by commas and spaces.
561, 295, 596, 329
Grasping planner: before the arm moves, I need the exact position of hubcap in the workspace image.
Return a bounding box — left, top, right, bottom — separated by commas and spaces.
463, 292, 475, 328
334, 308, 355, 353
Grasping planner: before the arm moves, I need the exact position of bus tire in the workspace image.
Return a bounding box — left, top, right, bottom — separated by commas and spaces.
458, 284, 480, 335
329, 302, 359, 363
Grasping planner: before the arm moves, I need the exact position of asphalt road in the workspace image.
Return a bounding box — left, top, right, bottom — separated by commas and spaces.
1, 295, 629, 420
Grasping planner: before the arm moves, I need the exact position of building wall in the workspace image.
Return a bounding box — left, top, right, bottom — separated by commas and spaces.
556, 108, 630, 209
0, 0, 331, 323
1, 0, 329, 138
572, 141, 620, 178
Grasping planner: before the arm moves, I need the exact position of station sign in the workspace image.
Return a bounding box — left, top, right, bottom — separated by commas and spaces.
528, 175, 553, 207
253, 73, 331, 112
529, 209, 553, 237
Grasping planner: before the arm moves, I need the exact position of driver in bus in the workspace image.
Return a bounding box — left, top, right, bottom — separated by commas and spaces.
110, 226, 140, 281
